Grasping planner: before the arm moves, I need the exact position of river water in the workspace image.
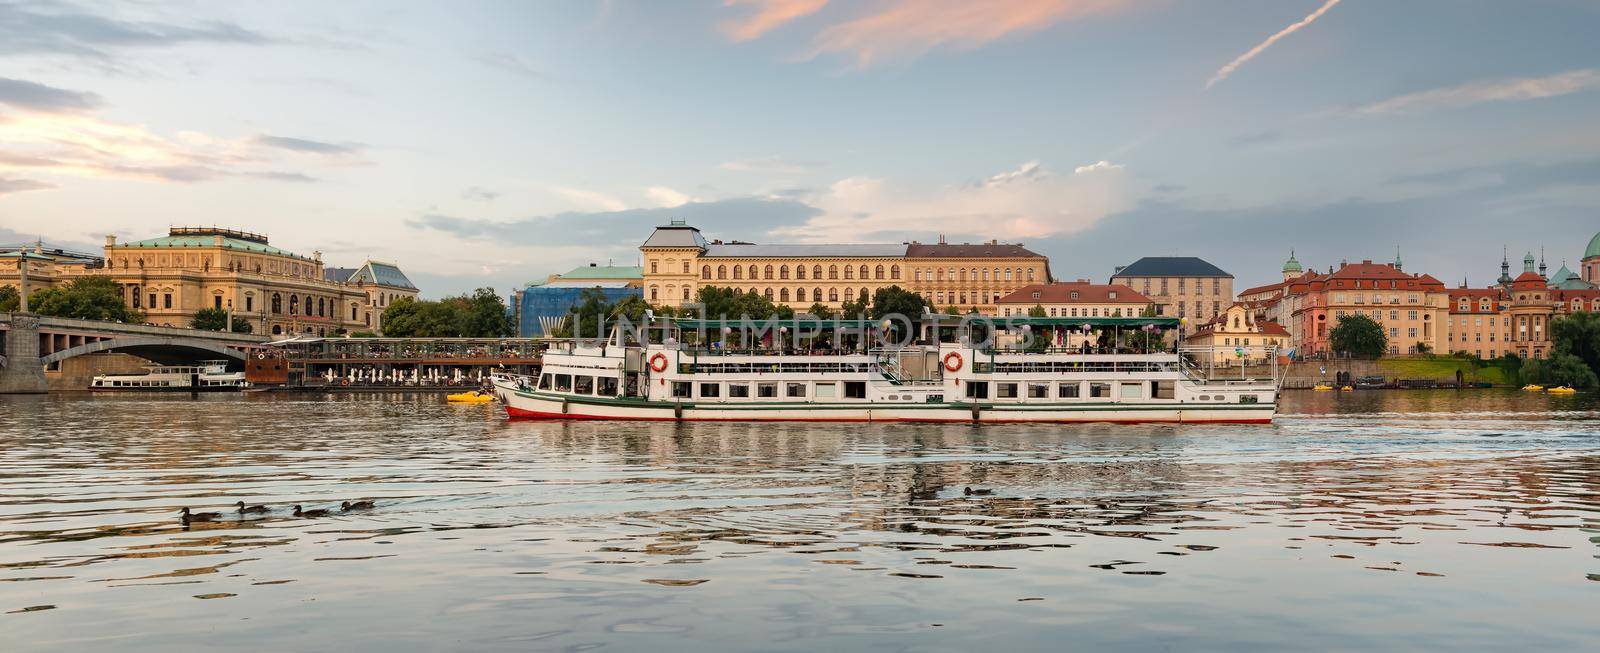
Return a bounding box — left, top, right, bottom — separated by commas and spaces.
1, 390, 1597, 651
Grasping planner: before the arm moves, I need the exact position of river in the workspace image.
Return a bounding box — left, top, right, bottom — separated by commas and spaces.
1, 390, 1597, 651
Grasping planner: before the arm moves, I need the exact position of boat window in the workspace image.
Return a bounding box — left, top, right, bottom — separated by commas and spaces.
1090, 383, 1112, 398
1153, 381, 1175, 399
554, 374, 572, 392
965, 382, 989, 399
844, 382, 867, 399
1120, 383, 1143, 399
672, 381, 693, 398
1058, 382, 1080, 399
728, 383, 751, 398
757, 383, 778, 398
1027, 383, 1049, 399
927, 394, 943, 403
814, 383, 837, 399
786, 383, 806, 398
574, 376, 594, 395
538, 374, 552, 390
1239, 395, 1259, 404
699, 383, 720, 398
996, 383, 1018, 399
598, 377, 618, 396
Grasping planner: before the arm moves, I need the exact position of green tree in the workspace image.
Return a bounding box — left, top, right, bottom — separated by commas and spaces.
869, 285, 928, 321
1525, 353, 1598, 389
1549, 311, 1600, 374
349, 330, 378, 338
0, 285, 18, 312
189, 307, 252, 333
1022, 304, 1051, 352
1329, 313, 1387, 358
28, 276, 142, 322
807, 302, 834, 320
457, 287, 514, 337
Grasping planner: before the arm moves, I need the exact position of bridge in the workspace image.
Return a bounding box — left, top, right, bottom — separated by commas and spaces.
0, 312, 270, 393
272, 336, 541, 389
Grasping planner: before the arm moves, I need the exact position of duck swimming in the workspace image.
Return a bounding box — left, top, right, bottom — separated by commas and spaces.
292, 505, 331, 518
341, 500, 375, 512
963, 487, 994, 496
236, 501, 270, 514
180, 507, 222, 522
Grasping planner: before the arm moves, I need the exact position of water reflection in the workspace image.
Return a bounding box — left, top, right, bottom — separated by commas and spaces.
1, 390, 1598, 651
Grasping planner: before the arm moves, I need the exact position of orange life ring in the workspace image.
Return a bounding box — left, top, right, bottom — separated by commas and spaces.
943, 352, 963, 372
649, 353, 669, 373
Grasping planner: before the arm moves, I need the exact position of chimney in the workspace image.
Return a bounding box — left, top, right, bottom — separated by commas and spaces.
105, 234, 116, 247
938, 234, 946, 244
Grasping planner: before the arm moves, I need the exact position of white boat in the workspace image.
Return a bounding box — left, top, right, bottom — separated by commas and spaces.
90, 360, 250, 392
491, 317, 1279, 424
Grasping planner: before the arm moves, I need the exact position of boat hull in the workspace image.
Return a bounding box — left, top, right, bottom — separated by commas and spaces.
495, 386, 1274, 424
89, 385, 245, 393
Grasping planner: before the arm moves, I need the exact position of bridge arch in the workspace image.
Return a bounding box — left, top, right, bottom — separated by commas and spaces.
41, 337, 250, 366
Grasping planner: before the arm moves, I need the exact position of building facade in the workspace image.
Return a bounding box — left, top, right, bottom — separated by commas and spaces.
638, 221, 1048, 313
1443, 248, 1600, 360
1278, 259, 1449, 357
323, 260, 420, 334
512, 263, 644, 337
1184, 303, 1290, 364
1109, 257, 1233, 330
994, 280, 1151, 318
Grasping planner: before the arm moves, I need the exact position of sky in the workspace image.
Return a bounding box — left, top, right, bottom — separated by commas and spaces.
2, 0, 1599, 298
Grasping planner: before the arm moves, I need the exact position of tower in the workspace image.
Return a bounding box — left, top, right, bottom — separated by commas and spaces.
1281, 249, 1303, 282
1538, 247, 1546, 278
1393, 246, 1402, 272
1498, 247, 1512, 288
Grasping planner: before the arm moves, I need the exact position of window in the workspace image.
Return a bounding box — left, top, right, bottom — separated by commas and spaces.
718, 265, 727, 280
786, 383, 806, 398
780, 288, 790, 302
683, 287, 691, 300
829, 288, 838, 302
650, 286, 659, 301
964, 381, 989, 399
757, 383, 778, 398
780, 265, 789, 279
214, 295, 223, 310
733, 266, 742, 280
829, 265, 839, 279
796, 288, 807, 302
539, 373, 553, 390
554, 374, 572, 391
1090, 383, 1112, 398
815, 383, 837, 398
891, 265, 900, 279
844, 382, 867, 398
650, 261, 658, 274
765, 265, 774, 280
1058, 382, 1080, 398
574, 375, 594, 394
813, 265, 822, 279
598, 377, 618, 396
727, 383, 751, 398
700, 383, 720, 398
996, 383, 1019, 399
702, 265, 711, 279
672, 382, 692, 398
860, 265, 870, 279
1027, 383, 1049, 399
797, 265, 807, 280
163, 293, 173, 309
1120, 383, 1143, 399
683, 261, 690, 274
844, 265, 853, 280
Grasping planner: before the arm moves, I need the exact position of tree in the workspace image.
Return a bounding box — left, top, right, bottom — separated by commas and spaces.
1414, 342, 1432, 356
807, 302, 834, 320
1549, 311, 1600, 375
0, 285, 18, 312
1329, 313, 1387, 358
1022, 304, 1051, 352
28, 276, 142, 323
457, 287, 514, 337
348, 330, 378, 338
189, 307, 252, 333
380, 288, 513, 338
869, 286, 928, 321
1525, 353, 1598, 389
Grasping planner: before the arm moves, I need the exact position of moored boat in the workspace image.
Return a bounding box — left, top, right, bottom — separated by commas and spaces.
90, 361, 250, 392
492, 316, 1280, 424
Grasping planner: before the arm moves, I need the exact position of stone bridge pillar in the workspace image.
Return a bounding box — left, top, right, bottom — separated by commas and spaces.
0, 313, 49, 394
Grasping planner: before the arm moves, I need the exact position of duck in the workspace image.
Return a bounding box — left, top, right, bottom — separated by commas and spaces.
340, 500, 375, 512
963, 487, 994, 496
236, 501, 270, 514
292, 505, 331, 518
180, 507, 222, 522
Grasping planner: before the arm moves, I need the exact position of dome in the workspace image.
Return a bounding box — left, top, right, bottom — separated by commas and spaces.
1586, 231, 1600, 259
1282, 250, 1302, 273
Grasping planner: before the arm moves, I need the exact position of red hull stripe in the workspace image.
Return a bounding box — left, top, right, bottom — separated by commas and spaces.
502, 405, 1271, 424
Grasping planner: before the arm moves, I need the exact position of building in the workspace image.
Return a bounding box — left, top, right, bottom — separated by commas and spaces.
1184, 303, 1290, 364
994, 280, 1151, 318
0, 242, 106, 297
323, 260, 420, 334
1586, 232, 1600, 284
1442, 246, 1600, 360
1444, 287, 1511, 359
512, 263, 644, 337
1109, 256, 1233, 329
1276, 259, 1449, 357
638, 221, 1048, 314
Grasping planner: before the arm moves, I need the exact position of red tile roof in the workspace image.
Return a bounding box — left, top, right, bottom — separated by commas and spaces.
906, 243, 1043, 258
995, 282, 1150, 305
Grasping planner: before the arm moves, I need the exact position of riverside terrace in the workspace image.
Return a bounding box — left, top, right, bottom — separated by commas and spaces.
267, 336, 541, 389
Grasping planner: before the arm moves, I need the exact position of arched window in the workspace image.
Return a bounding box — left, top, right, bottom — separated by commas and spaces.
1027, 268, 1036, 281
733, 266, 743, 280
271, 293, 281, 314
875, 265, 885, 280
764, 265, 774, 280
859, 265, 869, 279
289, 295, 299, 315
843, 288, 853, 302
958, 269, 966, 282
318, 297, 326, 317
860, 287, 868, 302
702, 265, 711, 279
763, 287, 773, 300
717, 265, 727, 280
829, 265, 838, 280
796, 288, 806, 302
829, 288, 839, 302
796, 265, 807, 280
844, 265, 853, 280
780, 288, 790, 302
814, 287, 823, 303
748, 265, 758, 279
890, 265, 900, 280
683, 286, 691, 300
650, 285, 659, 301
780, 265, 789, 279
272, 324, 282, 335
813, 265, 823, 279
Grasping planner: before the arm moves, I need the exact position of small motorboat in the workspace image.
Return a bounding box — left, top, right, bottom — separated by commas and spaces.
1522, 384, 1545, 391
1546, 386, 1577, 394
447, 390, 495, 403
1312, 384, 1334, 392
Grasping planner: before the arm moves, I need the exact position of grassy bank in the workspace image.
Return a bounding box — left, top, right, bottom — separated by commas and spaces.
1376, 358, 1513, 385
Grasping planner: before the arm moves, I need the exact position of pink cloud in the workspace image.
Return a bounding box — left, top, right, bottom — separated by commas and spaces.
720, 0, 830, 42
806, 0, 1130, 68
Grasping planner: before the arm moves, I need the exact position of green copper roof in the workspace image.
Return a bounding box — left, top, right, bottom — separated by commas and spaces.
560, 264, 643, 280
1550, 265, 1592, 290
119, 235, 312, 261
1283, 250, 1302, 272
1587, 231, 1600, 259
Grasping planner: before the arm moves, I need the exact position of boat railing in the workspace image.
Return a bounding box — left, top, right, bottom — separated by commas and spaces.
1177, 346, 1280, 384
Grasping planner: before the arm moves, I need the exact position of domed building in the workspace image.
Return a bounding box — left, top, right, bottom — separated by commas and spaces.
1585, 230, 1600, 285
1281, 250, 1303, 282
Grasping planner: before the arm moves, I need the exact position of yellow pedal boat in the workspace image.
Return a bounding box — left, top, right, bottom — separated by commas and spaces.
1339, 386, 1354, 392
1312, 384, 1334, 391
447, 390, 495, 403
1521, 384, 1544, 391
1546, 386, 1577, 394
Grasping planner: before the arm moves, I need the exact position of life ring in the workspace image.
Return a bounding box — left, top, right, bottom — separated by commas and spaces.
256, 352, 267, 360
649, 353, 669, 373
943, 352, 963, 372
341, 379, 349, 386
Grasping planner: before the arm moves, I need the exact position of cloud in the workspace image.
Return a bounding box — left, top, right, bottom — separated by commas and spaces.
476, 51, 551, 80
252, 134, 363, 156
0, 177, 57, 196
0, 1, 270, 67
718, 155, 821, 174
806, 0, 1129, 68
646, 186, 693, 208
1072, 160, 1125, 174
1228, 129, 1281, 147
461, 186, 500, 201
769, 159, 1137, 244
0, 76, 106, 113
1341, 69, 1600, 117
720, 0, 829, 42
551, 186, 627, 212
1206, 0, 1341, 89
407, 196, 823, 248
